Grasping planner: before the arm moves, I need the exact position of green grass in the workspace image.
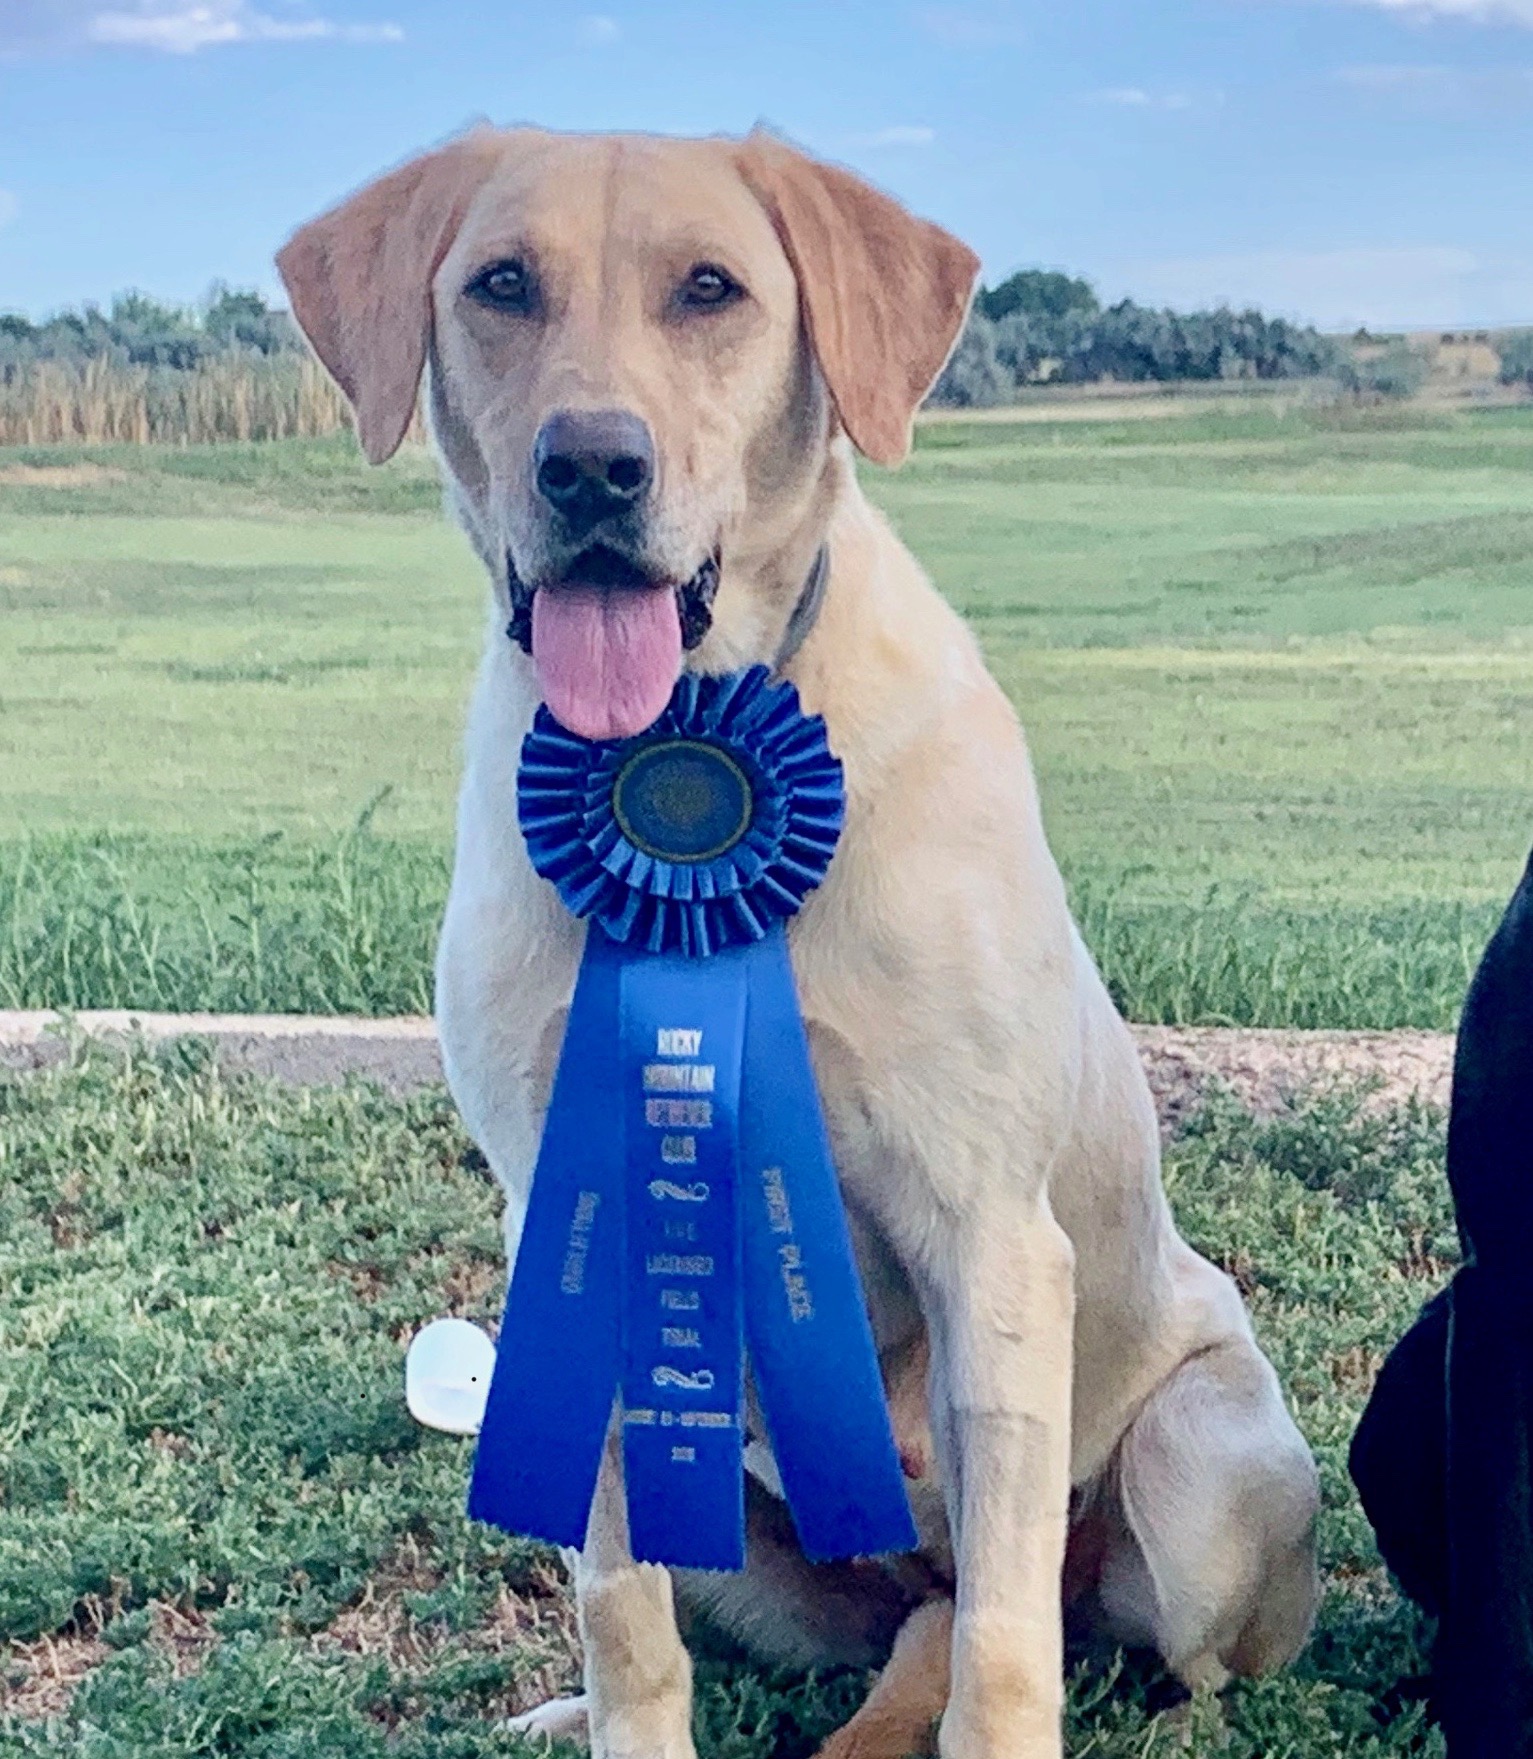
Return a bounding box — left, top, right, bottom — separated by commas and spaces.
1, 827, 445, 1016
0, 1049, 1453, 1755
0, 830, 1500, 1027
4, 407, 1532, 1024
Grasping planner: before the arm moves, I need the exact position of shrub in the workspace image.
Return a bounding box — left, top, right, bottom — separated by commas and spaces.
1336, 340, 1432, 403
930, 313, 1013, 407
1497, 330, 1533, 390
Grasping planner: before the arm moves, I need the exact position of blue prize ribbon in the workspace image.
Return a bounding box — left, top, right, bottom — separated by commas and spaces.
739, 928, 918, 1561
469, 667, 915, 1569
467, 931, 624, 1547
619, 949, 747, 1569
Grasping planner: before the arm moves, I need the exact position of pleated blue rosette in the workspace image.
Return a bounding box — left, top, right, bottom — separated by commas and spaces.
516, 666, 846, 956
469, 665, 916, 1572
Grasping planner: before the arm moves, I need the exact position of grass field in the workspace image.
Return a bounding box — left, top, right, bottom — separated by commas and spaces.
0, 1045, 1451, 1756
2, 407, 1496, 1754
3, 403, 1532, 1024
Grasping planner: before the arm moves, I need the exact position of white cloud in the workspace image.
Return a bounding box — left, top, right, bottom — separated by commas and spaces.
577, 13, 620, 44
1117, 244, 1522, 329
1, 0, 400, 55
1089, 86, 1195, 108
850, 124, 938, 146
1336, 0, 1533, 23
0, 191, 17, 231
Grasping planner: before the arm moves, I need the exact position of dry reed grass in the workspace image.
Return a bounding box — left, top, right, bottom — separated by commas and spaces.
0, 355, 425, 446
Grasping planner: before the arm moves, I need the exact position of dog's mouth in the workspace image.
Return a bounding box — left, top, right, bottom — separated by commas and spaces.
506, 545, 720, 743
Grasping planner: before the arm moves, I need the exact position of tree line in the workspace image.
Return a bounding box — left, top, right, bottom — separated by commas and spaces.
0, 287, 301, 374
0, 290, 342, 447
930, 269, 1352, 405
1, 276, 1349, 397
7, 275, 1526, 429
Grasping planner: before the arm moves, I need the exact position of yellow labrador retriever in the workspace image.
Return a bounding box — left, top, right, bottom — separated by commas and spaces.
278, 127, 1320, 1759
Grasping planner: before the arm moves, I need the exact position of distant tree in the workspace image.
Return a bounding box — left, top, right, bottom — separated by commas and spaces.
0, 306, 91, 370
1336, 339, 1431, 401
929, 312, 1012, 407
926, 288, 1343, 405
978, 269, 1099, 326
0, 314, 35, 371
1497, 331, 1533, 390
204, 285, 301, 355
0, 286, 310, 382
103, 291, 209, 369
990, 310, 1052, 383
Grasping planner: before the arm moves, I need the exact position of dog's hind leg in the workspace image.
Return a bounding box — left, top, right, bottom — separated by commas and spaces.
1093, 1335, 1320, 1692
812, 1598, 954, 1759
675, 1474, 922, 1672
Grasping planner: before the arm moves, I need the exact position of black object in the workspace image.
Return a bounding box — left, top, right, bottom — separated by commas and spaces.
1352, 844, 1533, 1756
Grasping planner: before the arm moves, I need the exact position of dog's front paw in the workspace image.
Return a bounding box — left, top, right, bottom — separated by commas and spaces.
583, 1696, 696, 1759
508, 1693, 590, 1748
938, 1706, 1060, 1759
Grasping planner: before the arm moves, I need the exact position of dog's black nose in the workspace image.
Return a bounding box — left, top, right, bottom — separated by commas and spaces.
533, 409, 654, 533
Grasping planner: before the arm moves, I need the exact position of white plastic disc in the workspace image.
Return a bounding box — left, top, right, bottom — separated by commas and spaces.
405, 1317, 497, 1436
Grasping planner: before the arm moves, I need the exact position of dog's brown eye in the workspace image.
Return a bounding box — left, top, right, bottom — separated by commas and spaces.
677, 264, 743, 310
466, 259, 536, 314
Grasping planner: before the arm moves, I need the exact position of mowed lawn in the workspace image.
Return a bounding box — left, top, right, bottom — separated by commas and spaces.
3, 404, 1533, 1023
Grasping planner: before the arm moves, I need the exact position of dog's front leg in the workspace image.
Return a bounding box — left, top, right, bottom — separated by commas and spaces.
921, 1196, 1075, 1759
576, 1421, 696, 1759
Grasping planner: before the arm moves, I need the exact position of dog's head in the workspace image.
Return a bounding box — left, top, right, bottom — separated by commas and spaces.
277, 127, 977, 739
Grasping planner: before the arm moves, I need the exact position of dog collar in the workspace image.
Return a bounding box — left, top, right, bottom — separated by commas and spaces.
771, 544, 829, 676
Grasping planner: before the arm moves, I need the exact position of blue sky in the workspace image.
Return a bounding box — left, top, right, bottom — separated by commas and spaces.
3, 0, 1532, 329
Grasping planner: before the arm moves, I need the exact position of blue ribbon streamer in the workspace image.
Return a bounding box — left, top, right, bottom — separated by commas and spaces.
618, 942, 748, 1569
737, 929, 918, 1561
468, 668, 916, 1571
466, 932, 623, 1552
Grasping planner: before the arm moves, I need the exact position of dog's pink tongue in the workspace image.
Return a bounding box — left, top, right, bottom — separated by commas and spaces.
531, 584, 682, 741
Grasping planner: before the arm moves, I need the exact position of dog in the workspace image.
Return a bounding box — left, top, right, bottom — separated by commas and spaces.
278, 125, 1320, 1759
1351, 843, 1533, 1757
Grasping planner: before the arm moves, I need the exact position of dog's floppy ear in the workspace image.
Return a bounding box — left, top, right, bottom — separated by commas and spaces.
737, 129, 979, 467
276, 133, 498, 463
